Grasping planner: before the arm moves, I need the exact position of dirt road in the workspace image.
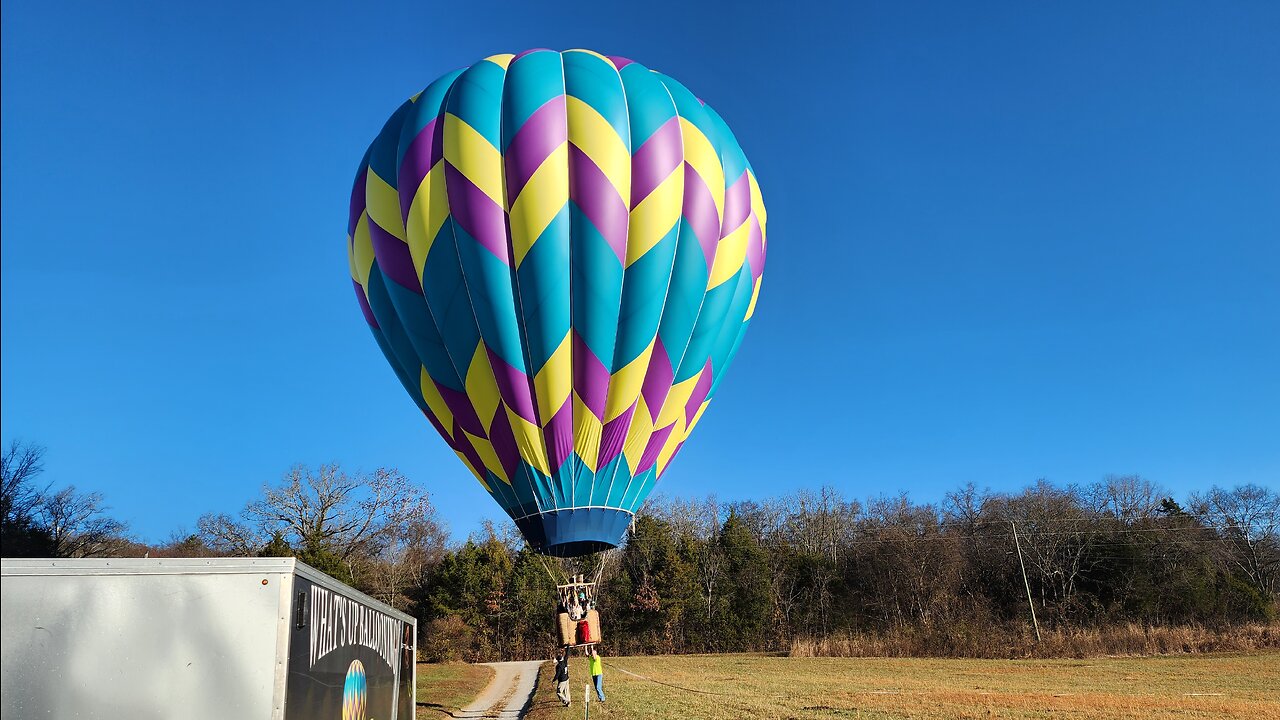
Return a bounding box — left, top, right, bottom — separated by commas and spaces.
452, 660, 543, 719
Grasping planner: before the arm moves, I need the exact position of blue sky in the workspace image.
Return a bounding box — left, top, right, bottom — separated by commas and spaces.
3, 1, 1277, 543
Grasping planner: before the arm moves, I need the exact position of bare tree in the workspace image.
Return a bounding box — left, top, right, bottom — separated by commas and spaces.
781, 486, 860, 562
242, 465, 431, 559
855, 494, 960, 627
196, 462, 442, 594
2, 440, 50, 553
644, 495, 726, 623
1089, 474, 1166, 521
1191, 484, 1280, 597
358, 511, 450, 611
37, 485, 129, 558
771, 487, 859, 634
647, 493, 722, 541
993, 480, 1103, 622
195, 512, 262, 555
693, 498, 724, 622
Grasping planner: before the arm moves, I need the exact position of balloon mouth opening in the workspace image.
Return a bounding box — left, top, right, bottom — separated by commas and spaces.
540, 540, 617, 558
514, 508, 633, 558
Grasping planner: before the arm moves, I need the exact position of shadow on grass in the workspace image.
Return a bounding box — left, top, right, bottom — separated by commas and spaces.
416, 701, 463, 717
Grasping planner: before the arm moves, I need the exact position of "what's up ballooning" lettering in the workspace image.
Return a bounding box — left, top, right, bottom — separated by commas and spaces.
308, 584, 400, 670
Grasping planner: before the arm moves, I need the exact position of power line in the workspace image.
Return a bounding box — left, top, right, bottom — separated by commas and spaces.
744, 528, 1259, 551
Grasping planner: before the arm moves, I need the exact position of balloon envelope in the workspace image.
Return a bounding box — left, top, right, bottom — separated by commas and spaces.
347, 50, 767, 556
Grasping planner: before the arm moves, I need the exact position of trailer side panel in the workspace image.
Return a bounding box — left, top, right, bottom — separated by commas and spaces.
0, 566, 287, 719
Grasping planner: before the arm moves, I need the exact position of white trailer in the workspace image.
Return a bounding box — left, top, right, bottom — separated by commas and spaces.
0, 557, 416, 719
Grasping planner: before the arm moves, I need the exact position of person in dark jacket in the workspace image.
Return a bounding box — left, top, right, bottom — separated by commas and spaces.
554, 648, 571, 707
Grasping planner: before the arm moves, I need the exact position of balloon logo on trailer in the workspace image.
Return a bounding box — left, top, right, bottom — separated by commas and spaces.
342, 659, 367, 720
347, 49, 767, 558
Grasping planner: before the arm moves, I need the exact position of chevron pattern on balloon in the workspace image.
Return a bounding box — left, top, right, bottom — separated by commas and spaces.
347, 49, 767, 555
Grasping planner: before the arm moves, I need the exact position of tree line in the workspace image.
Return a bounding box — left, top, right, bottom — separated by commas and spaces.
2, 441, 129, 558
3, 439, 1276, 660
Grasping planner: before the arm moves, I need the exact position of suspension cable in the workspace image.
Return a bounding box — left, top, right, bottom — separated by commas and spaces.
533, 545, 565, 586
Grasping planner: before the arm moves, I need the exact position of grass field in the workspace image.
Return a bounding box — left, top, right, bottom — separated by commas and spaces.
415, 662, 494, 718
524, 652, 1280, 719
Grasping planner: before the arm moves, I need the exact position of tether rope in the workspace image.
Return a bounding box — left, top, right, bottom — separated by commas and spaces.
602, 660, 730, 696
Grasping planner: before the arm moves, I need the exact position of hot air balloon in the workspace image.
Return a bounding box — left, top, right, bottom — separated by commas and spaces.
347, 49, 767, 559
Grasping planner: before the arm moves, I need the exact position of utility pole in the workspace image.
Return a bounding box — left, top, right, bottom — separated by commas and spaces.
1011, 520, 1041, 643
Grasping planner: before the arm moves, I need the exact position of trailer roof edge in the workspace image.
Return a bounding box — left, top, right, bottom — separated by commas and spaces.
0, 557, 416, 625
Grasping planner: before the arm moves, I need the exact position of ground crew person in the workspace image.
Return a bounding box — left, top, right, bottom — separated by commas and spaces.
554, 648, 571, 707
588, 647, 605, 702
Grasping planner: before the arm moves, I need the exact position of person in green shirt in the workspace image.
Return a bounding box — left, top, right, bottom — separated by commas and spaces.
588, 647, 605, 702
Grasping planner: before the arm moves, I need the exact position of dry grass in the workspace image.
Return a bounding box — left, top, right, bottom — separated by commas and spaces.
415, 661, 495, 718
524, 652, 1280, 719
790, 623, 1280, 659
